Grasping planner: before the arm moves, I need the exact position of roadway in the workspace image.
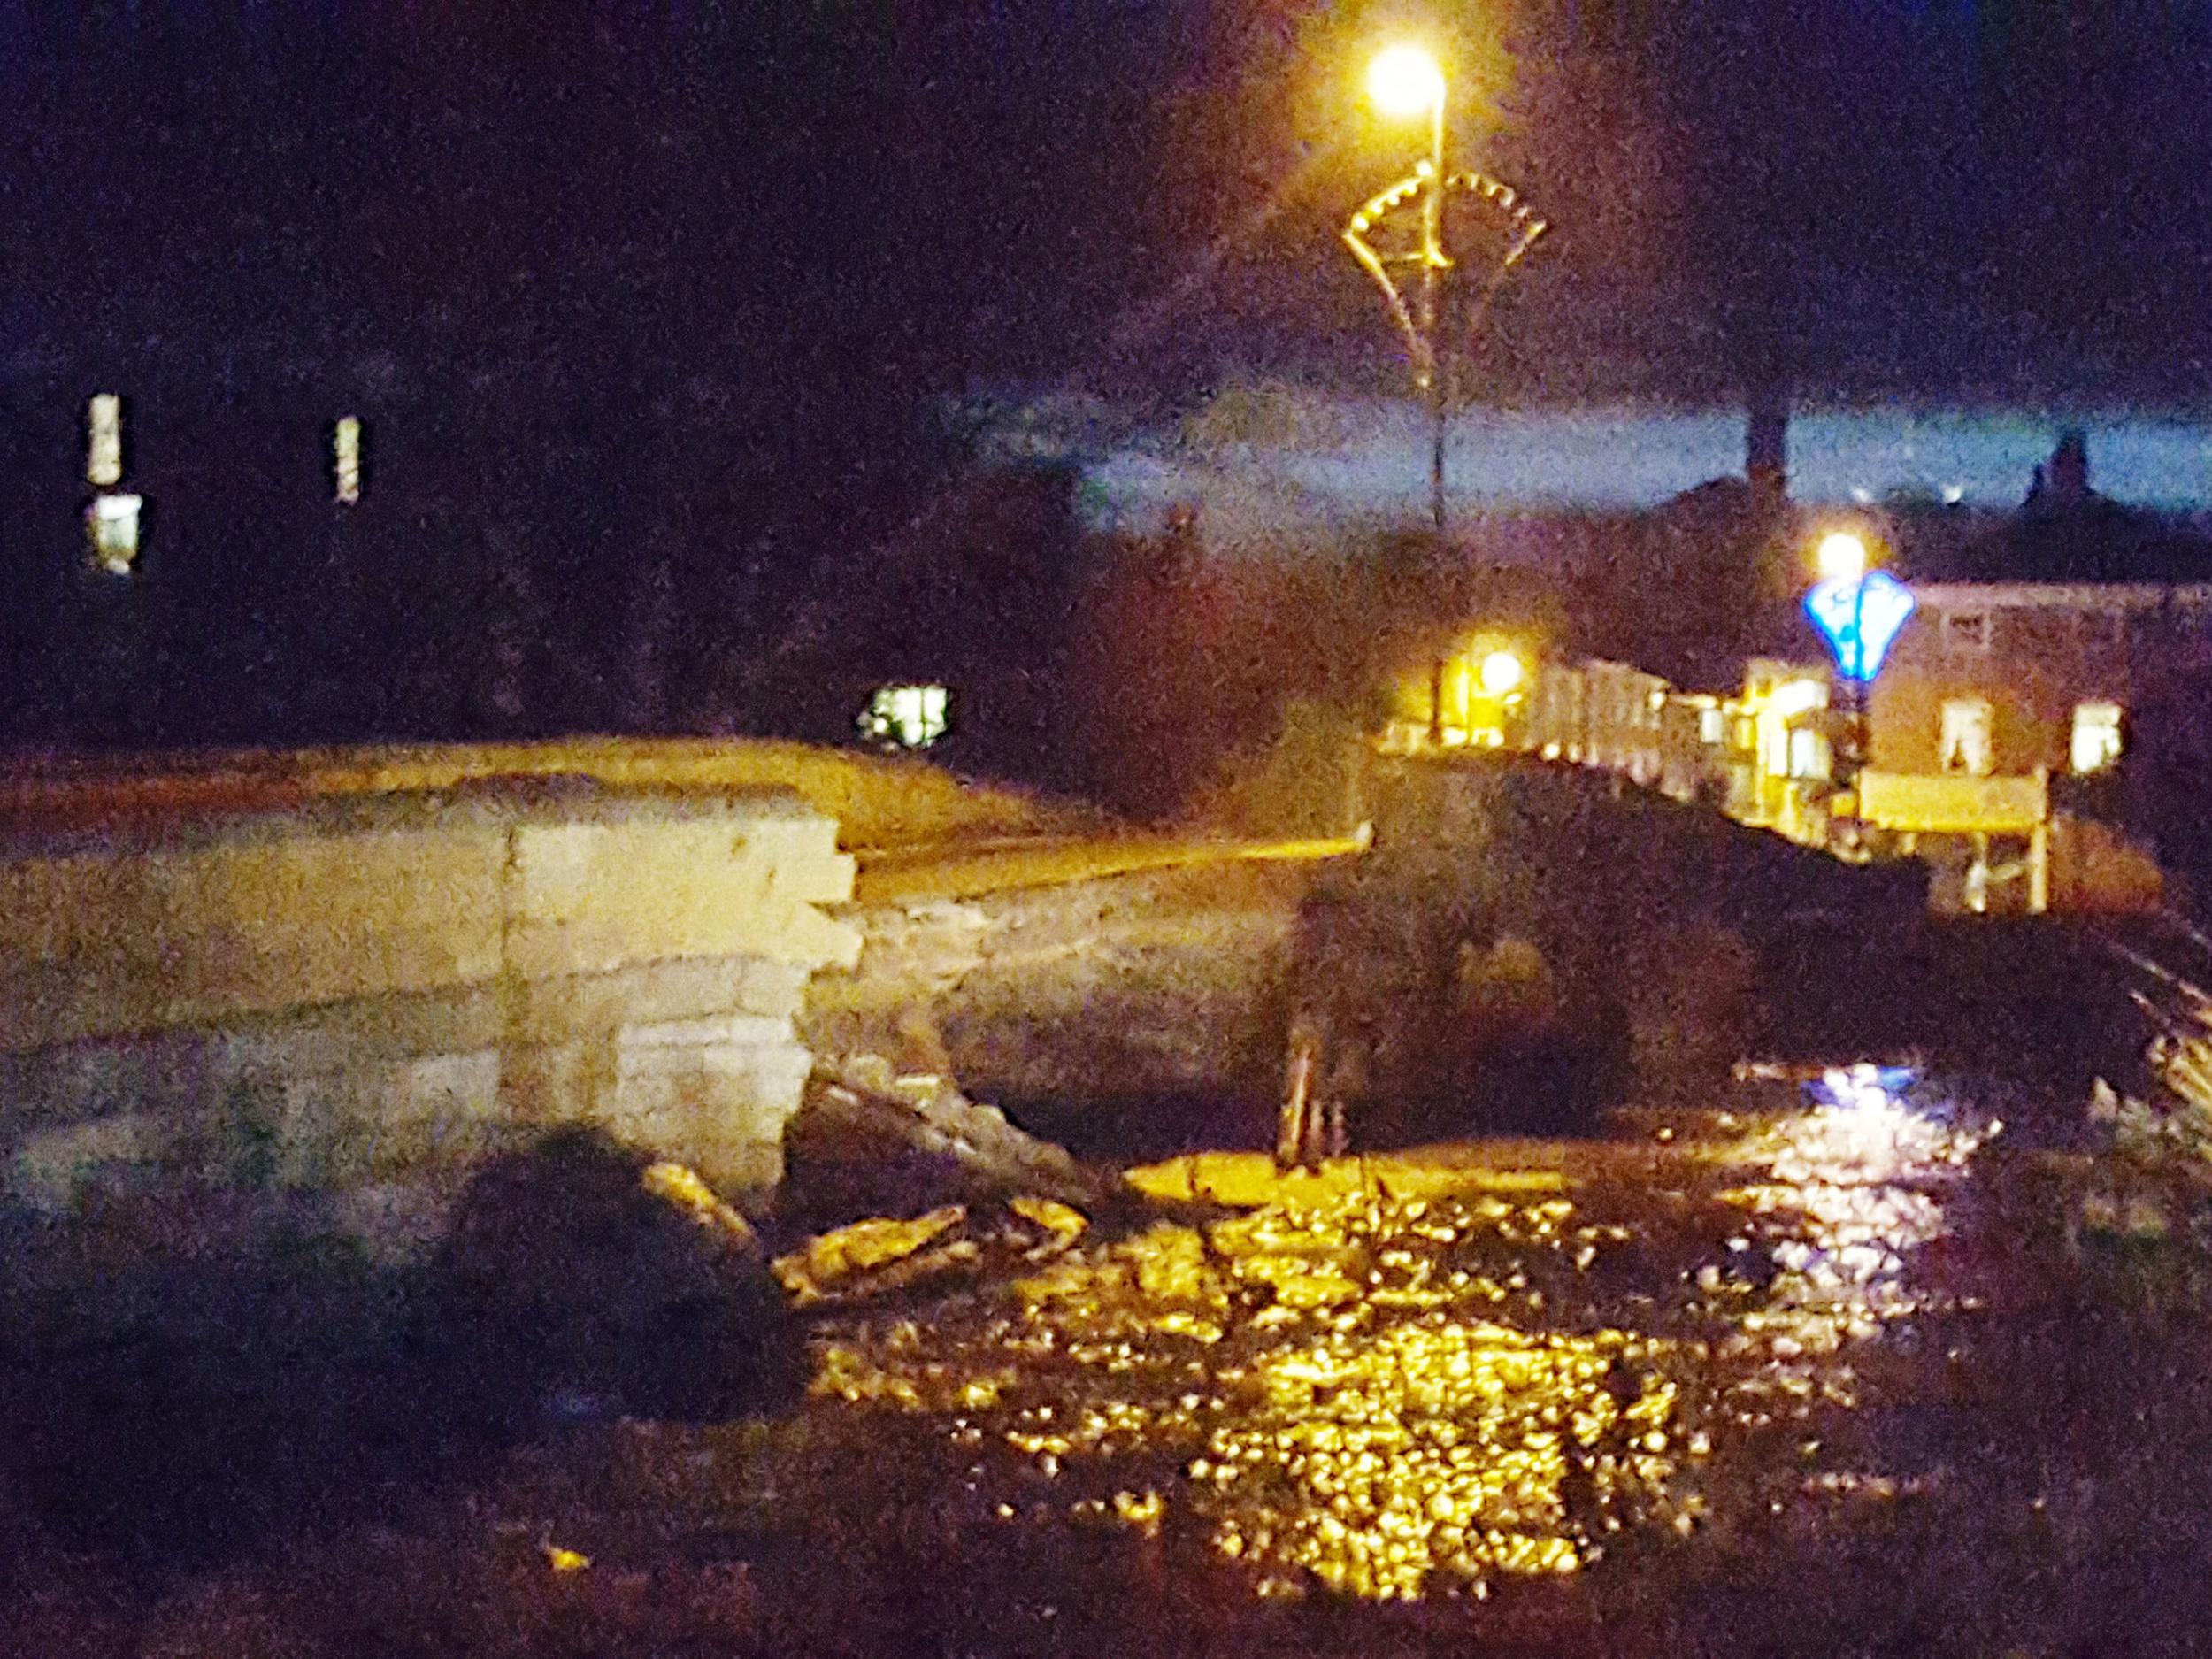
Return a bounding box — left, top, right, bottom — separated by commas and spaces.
849, 832, 1366, 907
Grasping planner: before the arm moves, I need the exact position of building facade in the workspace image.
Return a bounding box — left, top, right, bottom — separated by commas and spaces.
1855, 581, 2212, 910
1868, 582, 2212, 781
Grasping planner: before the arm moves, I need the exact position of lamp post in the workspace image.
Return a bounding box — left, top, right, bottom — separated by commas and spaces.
1345, 46, 1547, 747
1803, 529, 1916, 838
1365, 44, 1450, 538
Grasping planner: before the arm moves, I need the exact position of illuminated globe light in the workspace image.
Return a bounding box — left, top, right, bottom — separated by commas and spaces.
1816, 530, 1868, 583
1368, 44, 1445, 118
1478, 649, 1525, 696
1804, 570, 1916, 683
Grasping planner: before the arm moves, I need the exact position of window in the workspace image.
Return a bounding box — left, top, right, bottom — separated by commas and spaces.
334, 416, 362, 505
86, 494, 142, 576
87, 394, 122, 488
2072, 702, 2124, 774
1787, 726, 1831, 782
1941, 611, 1992, 657
859, 684, 949, 749
1699, 705, 1726, 746
1939, 697, 1993, 776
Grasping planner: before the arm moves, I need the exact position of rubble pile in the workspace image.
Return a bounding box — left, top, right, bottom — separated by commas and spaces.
780, 1054, 1119, 1225
772, 1196, 1088, 1307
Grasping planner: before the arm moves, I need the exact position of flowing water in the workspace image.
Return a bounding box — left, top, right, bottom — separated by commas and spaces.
803, 1065, 2013, 1609
26, 1064, 2212, 1657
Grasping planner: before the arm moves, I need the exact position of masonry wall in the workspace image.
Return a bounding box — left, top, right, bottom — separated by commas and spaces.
0, 782, 859, 1248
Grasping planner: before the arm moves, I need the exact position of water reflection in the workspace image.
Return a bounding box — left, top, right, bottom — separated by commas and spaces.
1714, 1066, 1995, 1361
809, 1066, 1996, 1601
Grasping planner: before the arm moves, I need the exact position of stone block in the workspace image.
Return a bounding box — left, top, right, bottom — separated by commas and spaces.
499, 957, 809, 1048
599, 1018, 816, 1202
0, 1029, 211, 1134
504, 810, 859, 979
8, 1111, 174, 1210
0, 777, 862, 1226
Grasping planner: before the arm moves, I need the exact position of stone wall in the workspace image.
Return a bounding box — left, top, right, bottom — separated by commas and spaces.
0, 781, 859, 1248
804, 862, 1309, 1116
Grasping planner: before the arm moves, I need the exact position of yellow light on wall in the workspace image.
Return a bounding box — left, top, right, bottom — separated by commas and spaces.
1368, 44, 1445, 117
1816, 530, 1869, 582
1478, 649, 1525, 697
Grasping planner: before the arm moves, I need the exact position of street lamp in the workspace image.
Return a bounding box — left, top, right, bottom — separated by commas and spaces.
1477, 648, 1525, 697
1802, 528, 1916, 826
1816, 530, 1868, 585
1363, 44, 1448, 537
1345, 45, 1546, 747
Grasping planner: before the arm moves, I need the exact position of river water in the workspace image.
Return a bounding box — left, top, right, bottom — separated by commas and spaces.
804, 1066, 2009, 1607
20, 1063, 2212, 1657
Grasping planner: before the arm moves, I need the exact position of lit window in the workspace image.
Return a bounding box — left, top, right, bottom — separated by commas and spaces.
1787, 726, 1830, 781
86, 493, 142, 576
860, 684, 950, 749
1941, 611, 1992, 656
1699, 706, 1725, 745
334, 416, 362, 504
1769, 679, 1825, 718
87, 394, 122, 488
2071, 702, 2124, 774
1939, 697, 1993, 776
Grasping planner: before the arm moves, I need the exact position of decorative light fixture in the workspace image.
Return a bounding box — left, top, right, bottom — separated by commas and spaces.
1804, 570, 1915, 683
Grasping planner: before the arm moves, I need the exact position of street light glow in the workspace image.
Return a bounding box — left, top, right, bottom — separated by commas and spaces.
1368, 44, 1444, 118
1478, 649, 1525, 697
1816, 530, 1869, 582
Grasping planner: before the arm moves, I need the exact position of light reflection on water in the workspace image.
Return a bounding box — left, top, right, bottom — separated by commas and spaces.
808, 1067, 1996, 1601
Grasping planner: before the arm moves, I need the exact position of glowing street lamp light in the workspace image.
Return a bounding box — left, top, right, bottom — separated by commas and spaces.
1478, 648, 1525, 697
1815, 529, 1868, 584
1803, 530, 1915, 828
1367, 44, 1445, 119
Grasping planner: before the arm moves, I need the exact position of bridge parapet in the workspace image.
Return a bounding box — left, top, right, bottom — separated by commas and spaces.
0, 780, 859, 1248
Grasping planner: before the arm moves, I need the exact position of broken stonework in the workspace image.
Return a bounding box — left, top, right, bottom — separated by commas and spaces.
780, 1055, 1118, 1228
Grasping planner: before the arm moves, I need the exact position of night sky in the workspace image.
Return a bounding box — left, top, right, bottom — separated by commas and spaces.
7, 2, 2212, 403
4, 3, 2212, 748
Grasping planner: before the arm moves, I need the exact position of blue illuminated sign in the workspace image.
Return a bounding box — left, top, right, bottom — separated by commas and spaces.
1804, 570, 1916, 682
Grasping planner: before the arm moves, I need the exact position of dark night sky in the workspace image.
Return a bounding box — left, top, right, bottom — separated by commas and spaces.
5, 1, 2212, 406
5, 2, 2212, 752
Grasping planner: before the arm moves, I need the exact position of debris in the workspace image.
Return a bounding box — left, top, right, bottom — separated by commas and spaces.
1009, 1195, 1089, 1256
784, 1055, 1117, 1218
641, 1161, 760, 1249
774, 1196, 1094, 1307
773, 1206, 970, 1306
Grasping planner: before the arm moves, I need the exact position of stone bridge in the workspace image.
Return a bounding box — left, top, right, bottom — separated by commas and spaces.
0, 734, 2014, 1259
0, 739, 1357, 1252
0, 745, 937, 1253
